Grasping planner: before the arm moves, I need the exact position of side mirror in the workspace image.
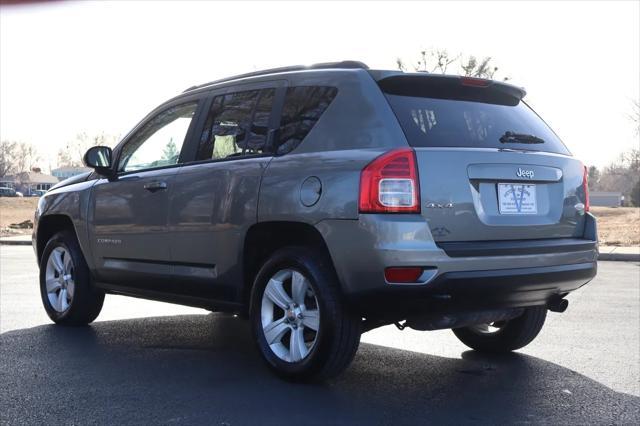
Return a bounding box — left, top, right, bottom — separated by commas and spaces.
83, 146, 113, 176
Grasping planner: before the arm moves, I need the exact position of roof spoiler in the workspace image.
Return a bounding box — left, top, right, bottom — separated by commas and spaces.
372, 71, 526, 105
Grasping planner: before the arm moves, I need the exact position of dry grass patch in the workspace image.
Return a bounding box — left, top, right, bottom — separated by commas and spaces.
0, 197, 38, 236
590, 207, 640, 246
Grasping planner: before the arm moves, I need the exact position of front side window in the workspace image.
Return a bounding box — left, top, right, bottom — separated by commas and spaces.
118, 102, 198, 172
276, 86, 338, 155
196, 88, 275, 161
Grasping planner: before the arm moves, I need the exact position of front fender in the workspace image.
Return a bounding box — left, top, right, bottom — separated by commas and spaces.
35, 179, 97, 269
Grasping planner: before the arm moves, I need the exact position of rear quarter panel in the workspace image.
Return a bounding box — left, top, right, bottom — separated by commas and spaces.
258, 70, 408, 223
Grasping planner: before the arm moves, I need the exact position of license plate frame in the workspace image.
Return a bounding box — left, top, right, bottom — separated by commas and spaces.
497, 183, 537, 215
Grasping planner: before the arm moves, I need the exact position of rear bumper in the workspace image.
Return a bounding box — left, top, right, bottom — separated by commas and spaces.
436, 238, 596, 257
316, 212, 598, 318
349, 262, 596, 318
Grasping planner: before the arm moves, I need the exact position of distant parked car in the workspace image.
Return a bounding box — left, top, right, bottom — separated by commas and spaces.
0, 187, 17, 197
31, 189, 47, 197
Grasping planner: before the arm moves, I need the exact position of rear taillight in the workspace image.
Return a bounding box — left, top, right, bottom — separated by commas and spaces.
582, 165, 590, 212
385, 267, 423, 283
359, 148, 420, 213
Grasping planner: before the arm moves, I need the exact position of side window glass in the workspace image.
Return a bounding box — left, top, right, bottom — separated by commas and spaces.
277, 86, 338, 155
245, 89, 275, 152
196, 88, 275, 161
119, 102, 197, 172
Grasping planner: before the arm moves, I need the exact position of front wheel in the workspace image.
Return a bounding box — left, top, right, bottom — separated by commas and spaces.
452, 306, 547, 353
39, 230, 104, 325
250, 247, 361, 381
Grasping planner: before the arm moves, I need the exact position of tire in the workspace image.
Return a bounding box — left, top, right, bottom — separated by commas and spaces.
452, 306, 547, 353
39, 230, 104, 325
250, 247, 361, 381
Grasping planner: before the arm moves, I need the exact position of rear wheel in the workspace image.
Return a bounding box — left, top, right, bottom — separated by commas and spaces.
39, 230, 104, 325
452, 306, 547, 352
250, 247, 361, 381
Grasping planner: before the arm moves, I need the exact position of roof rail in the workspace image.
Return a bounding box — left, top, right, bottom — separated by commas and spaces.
183, 60, 368, 93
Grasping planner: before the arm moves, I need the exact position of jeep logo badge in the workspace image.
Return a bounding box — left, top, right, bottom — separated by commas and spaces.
516, 168, 534, 179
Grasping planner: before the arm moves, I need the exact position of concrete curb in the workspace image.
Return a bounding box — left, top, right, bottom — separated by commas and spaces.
0, 239, 31, 246
598, 252, 640, 262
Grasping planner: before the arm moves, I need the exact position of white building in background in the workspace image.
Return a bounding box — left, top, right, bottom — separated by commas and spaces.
2, 168, 59, 194
51, 166, 92, 180
590, 191, 623, 207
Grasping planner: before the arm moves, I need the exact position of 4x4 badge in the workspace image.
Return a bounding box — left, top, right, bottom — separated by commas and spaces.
426, 203, 453, 209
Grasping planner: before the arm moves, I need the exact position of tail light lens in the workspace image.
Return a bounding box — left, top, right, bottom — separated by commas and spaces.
359, 148, 420, 213
460, 76, 491, 87
385, 267, 423, 283
582, 165, 590, 212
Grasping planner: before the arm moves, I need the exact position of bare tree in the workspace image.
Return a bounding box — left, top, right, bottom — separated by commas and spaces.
587, 165, 600, 191
460, 56, 502, 79
57, 148, 76, 168
591, 101, 640, 205
396, 48, 509, 80
15, 142, 41, 173
57, 132, 118, 167
0, 140, 18, 177
407, 49, 461, 74
596, 148, 640, 205
630, 99, 639, 135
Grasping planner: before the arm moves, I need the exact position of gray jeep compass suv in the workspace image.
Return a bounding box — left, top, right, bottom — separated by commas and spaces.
33, 61, 597, 380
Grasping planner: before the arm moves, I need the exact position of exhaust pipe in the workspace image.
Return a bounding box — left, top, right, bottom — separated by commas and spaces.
548, 297, 569, 313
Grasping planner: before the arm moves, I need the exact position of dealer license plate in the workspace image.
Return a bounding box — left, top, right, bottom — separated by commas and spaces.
498, 183, 537, 214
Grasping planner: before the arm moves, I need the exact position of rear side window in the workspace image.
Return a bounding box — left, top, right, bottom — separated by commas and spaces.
276, 86, 338, 155
196, 88, 275, 161
385, 94, 570, 155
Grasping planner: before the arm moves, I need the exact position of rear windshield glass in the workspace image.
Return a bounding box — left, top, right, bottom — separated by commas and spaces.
385, 94, 570, 155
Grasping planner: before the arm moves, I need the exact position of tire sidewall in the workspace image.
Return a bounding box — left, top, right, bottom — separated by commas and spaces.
453, 306, 547, 352
250, 248, 340, 379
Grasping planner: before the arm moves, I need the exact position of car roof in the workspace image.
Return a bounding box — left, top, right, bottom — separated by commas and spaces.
181, 60, 369, 94
178, 61, 526, 101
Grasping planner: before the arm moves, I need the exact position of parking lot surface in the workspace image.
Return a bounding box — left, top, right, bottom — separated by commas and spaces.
1, 246, 639, 425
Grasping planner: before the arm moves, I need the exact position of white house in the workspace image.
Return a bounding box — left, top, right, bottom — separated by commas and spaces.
590, 191, 623, 207
51, 166, 92, 180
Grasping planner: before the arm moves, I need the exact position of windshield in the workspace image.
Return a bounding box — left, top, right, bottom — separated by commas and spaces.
386, 94, 570, 155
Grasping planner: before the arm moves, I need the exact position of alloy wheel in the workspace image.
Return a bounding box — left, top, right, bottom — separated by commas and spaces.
45, 247, 75, 313
260, 269, 320, 363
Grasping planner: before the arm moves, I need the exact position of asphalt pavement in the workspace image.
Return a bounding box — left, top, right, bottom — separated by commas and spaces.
1, 246, 639, 425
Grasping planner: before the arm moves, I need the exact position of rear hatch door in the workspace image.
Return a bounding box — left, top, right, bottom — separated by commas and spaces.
379, 74, 588, 242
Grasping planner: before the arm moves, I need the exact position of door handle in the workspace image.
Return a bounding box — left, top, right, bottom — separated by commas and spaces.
143, 181, 168, 192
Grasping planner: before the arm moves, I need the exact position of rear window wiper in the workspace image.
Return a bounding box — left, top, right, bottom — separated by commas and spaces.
499, 131, 545, 144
